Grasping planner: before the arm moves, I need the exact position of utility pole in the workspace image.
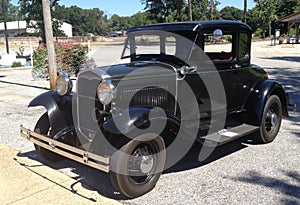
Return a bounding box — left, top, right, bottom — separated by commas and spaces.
210, 0, 214, 20
42, 0, 57, 90
243, 0, 247, 23
2, 0, 9, 54
188, 0, 192, 21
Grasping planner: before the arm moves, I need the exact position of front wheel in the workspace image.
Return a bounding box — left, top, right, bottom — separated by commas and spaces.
256, 95, 282, 143
34, 113, 64, 162
109, 134, 166, 198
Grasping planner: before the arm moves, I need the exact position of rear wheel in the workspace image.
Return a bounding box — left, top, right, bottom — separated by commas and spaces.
109, 134, 166, 198
256, 95, 282, 143
34, 113, 64, 162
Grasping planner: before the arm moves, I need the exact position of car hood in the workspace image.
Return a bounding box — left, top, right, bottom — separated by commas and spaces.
93, 61, 176, 81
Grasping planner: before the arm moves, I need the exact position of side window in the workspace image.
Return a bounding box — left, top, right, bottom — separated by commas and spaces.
238, 33, 248, 59
165, 36, 176, 55
204, 34, 234, 62
135, 35, 160, 55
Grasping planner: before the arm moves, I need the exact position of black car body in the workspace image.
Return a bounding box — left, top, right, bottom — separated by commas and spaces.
21, 20, 293, 198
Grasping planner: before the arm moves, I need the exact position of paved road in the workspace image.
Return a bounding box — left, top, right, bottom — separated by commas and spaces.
0, 41, 299, 205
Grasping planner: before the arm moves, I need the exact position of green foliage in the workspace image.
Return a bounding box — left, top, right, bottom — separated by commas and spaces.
18, 0, 62, 43
33, 43, 87, 77
253, 27, 263, 38
53, 5, 109, 36
11, 0, 300, 40
109, 12, 154, 32
220, 6, 243, 21
0, 0, 20, 22
140, 0, 172, 22
252, 0, 279, 38
12, 61, 22, 67
191, 0, 210, 20
140, 0, 221, 22
56, 42, 88, 74
33, 46, 47, 67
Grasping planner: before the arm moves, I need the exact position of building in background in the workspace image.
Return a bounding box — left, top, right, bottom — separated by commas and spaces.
0, 20, 73, 37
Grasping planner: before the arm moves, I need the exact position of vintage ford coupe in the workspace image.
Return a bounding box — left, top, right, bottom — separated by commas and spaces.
21, 20, 293, 198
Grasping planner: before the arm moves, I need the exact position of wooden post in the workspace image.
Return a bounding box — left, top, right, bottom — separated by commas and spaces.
243, 0, 247, 23
296, 23, 299, 43
188, 0, 192, 21
42, 0, 57, 90
2, 0, 9, 54
210, 0, 214, 20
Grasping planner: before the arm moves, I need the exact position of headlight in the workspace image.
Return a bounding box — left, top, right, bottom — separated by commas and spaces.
56, 74, 73, 96
97, 81, 114, 105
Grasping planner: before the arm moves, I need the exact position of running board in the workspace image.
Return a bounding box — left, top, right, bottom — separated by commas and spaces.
200, 124, 259, 146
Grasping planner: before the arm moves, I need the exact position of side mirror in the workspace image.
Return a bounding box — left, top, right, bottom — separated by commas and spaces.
213, 29, 223, 39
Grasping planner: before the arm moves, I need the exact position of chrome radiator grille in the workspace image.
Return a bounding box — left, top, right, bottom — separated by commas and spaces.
121, 86, 175, 114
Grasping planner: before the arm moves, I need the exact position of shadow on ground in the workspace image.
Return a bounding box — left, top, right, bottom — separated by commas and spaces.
261, 60, 300, 138
16, 136, 253, 200
0, 80, 49, 90
262, 56, 300, 64
233, 170, 300, 205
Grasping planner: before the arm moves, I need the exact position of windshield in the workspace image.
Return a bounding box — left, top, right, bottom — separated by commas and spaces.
121, 30, 199, 64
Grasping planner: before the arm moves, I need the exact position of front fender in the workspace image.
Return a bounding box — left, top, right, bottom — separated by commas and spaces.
88, 107, 180, 155
102, 107, 180, 136
245, 79, 288, 126
29, 91, 73, 134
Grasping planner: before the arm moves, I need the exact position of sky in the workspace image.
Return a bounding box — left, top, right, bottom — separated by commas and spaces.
11, 0, 256, 17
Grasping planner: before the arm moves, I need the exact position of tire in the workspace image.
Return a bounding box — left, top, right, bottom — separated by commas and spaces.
256, 95, 282, 143
34, 113, 64, 162
109, 134, 166, 198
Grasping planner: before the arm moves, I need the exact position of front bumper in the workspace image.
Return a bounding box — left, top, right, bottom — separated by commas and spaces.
20, 125, 110, 173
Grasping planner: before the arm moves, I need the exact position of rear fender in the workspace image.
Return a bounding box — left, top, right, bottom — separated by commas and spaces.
245, 80, 288, 126
29, 91, 73, 134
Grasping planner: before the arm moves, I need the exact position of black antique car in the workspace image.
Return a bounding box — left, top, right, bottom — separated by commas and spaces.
21, 20, 293, 198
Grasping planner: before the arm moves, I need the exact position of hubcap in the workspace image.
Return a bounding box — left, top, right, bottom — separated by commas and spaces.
128, 143, 156, 184
270, 113, 278, 126
266, 106, 279, 133
140, 156, 154, 174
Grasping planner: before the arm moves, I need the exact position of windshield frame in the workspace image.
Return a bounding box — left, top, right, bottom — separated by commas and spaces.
121, 30, 199, 64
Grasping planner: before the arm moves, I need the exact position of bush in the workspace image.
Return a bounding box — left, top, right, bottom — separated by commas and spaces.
12, 61, 22, 67
254, 28, 263, 38
56, 42, 88, 75
32, 42, 88, 78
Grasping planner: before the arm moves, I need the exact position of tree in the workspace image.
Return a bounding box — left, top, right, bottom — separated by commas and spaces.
276, 0, 300, 19
172, 0, 186, 21
53, 5, 109, 36
209, 0, 220, 20
141, 0, 187, 22
220, 6, 243, 21
191, 0, 210, 20
141, 0, 170, 22
0, 0, 20, 22
18, 0, 61, 43
253, 0, 279, 38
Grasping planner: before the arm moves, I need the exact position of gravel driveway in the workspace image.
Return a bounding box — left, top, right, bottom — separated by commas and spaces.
0, 41, 299, 205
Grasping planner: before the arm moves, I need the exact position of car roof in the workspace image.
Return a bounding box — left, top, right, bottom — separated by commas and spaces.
127, 20, 252, 33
